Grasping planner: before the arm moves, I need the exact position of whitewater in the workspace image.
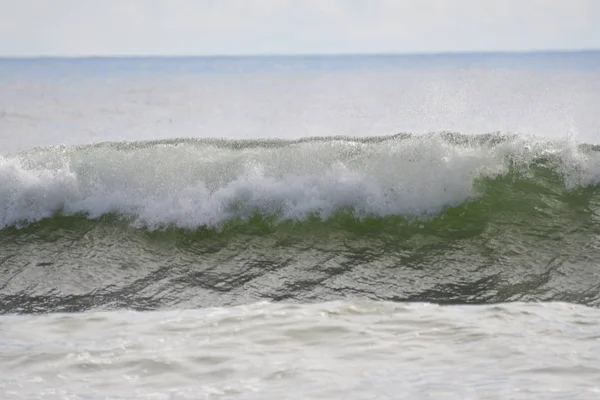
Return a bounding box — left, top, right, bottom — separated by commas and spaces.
2, 133, 599, 230
1, 53, 600, 399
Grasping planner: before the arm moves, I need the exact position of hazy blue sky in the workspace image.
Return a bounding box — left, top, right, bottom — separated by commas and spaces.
1, 0, 599, 57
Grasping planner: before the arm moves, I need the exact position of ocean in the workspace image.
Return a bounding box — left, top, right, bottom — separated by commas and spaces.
1, 52, 600, 399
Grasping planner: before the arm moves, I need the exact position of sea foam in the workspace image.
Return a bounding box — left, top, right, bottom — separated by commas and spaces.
0, 134, 598, 230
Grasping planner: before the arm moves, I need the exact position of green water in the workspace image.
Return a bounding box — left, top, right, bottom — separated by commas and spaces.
2, 163, 600, 313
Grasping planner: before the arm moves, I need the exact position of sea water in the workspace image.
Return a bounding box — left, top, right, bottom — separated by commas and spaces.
1, 52, 600, 399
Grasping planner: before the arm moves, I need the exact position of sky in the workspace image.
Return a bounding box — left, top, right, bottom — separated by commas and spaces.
0, 0, 599, 57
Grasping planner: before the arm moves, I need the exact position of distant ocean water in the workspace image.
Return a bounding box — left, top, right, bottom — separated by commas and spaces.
1, 52, 600, 399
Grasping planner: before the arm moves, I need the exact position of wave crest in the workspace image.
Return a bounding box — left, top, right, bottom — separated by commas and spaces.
1, 133, 599, 230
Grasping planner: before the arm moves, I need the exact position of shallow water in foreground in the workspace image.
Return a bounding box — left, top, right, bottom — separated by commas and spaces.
1, 301, 600, 399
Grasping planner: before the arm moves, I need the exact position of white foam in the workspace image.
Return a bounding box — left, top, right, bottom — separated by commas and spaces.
0, 135, 598, 230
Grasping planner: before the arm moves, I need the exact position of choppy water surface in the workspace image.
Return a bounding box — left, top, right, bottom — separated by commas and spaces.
2, 301, 600, 399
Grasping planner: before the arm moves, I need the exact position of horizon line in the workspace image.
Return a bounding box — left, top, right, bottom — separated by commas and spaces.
1, 48, 599, 60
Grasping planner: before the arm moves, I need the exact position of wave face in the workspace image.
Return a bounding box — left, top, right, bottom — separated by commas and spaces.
2, 133, 600, 313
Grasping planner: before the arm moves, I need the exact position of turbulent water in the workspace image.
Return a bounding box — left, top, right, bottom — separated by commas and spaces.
2, 301, 600, 399
2, 53, 600, 399
2, 133, 600, 313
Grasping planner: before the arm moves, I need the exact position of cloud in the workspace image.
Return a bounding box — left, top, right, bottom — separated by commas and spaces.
0, 0, 598, 56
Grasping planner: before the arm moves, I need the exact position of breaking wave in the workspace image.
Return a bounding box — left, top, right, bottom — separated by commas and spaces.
2, 133, 600, 313
1, 133, 599, 231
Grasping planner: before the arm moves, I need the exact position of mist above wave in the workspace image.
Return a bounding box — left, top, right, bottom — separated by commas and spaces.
3, 58, 600, 155
1, 133, 599, 230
